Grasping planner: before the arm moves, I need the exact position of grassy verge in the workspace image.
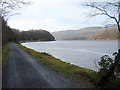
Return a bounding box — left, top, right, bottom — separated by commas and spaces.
15, 43, 97, 88
2, 44, 9, 67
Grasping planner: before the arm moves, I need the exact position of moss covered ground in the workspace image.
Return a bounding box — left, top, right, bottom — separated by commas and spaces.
2, 44, 9, 67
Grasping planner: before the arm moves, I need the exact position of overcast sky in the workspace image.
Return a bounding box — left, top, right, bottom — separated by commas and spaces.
7, 0, 116, 32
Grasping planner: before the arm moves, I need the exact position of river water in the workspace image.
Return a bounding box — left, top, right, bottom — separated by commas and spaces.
22, 40, 118, 71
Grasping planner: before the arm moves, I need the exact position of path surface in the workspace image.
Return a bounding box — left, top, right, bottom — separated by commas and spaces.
2, 43, 71, 88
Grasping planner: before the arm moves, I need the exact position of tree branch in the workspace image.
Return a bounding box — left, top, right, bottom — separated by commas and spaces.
0, 0, 31, 20
85, 2, 119, 30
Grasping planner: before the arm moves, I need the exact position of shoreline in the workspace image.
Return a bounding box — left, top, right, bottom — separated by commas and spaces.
20, 39, 117, 42
21, 40, 117, 72
15, 43, 96, 88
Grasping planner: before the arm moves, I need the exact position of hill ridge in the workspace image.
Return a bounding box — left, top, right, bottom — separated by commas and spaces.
52, 25, 117, 40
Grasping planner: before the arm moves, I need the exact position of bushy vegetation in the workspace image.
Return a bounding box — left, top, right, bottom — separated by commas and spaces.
91, 53, 120, 88
2, 44, 9, 67
16, 43, 96, 88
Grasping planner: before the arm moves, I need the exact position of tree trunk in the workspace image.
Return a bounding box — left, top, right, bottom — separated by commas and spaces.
117, 1, 119, 32
100, 2, 120, 85
118, 24, 120, 32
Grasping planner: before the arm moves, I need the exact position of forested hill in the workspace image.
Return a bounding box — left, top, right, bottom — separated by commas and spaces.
19, 30, 55, 41
2, 18, 55, 45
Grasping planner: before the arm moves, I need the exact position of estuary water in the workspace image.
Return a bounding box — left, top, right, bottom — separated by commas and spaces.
22, 40, 118, 71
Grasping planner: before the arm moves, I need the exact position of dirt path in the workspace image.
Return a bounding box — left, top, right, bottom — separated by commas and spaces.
2, 43, 71, 88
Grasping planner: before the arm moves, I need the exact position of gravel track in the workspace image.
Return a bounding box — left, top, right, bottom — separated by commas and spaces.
2, 43, 71, 88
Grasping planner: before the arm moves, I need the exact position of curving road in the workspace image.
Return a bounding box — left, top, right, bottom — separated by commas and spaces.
2, 43, 71, 88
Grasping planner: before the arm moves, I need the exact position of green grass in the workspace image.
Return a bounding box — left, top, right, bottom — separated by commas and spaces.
2, 44, 9, 67
15, 43, 97, 88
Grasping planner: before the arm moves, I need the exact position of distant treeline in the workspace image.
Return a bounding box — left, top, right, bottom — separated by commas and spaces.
19, 30, 55, 41
2, 18, 55, 45
2, 18, 18, 45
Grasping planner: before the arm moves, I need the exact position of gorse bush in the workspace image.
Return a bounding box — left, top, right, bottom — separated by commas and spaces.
95, 52, 120, 88
98, 52, 120, 77
98, 55, 114, 69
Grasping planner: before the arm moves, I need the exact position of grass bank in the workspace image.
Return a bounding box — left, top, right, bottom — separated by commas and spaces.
2, 44, 9, 67
15, 43, 97, 88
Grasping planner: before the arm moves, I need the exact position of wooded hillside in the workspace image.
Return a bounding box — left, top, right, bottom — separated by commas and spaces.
19, 30, 55, 41
2, 18, 55, 45
2, 18, 18, 45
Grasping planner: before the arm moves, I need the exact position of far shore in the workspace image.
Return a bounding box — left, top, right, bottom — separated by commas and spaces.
19, 39, 118, 44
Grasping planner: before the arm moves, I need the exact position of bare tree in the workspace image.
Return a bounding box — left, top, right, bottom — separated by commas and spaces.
83, 0, 120, 86
0, 0, 31, 20
83, 1, 119, 31
1, 0, 31, 45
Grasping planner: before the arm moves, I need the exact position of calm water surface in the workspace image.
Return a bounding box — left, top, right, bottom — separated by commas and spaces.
22, 40, 118, 71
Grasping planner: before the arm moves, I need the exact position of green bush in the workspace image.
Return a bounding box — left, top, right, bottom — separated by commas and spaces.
97, 52, 120, 88
98, 52, 120, 76
98, 55, 114, 69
